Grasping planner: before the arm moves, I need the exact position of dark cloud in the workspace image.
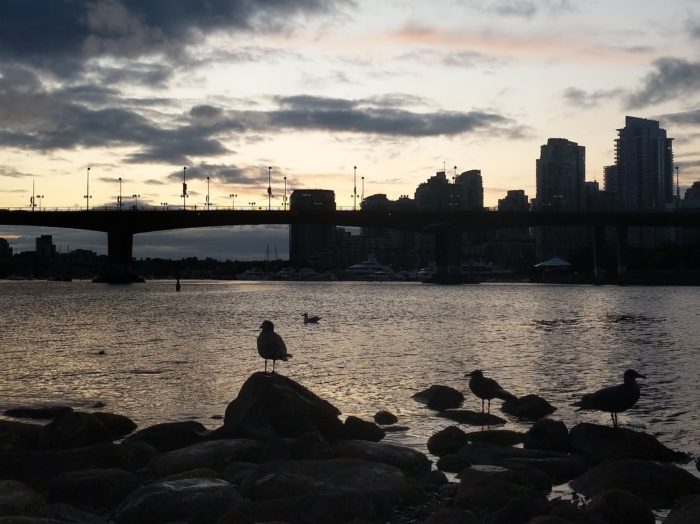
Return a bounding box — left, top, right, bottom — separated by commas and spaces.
165, 164, 269, 187
462, 0, 574, 18
398, 49, 506, 69
0, 167, 35, 178
626, 58, 700, 108
563, 87, 623, 108
686, 18, 700, 40
659, 107, 700, 126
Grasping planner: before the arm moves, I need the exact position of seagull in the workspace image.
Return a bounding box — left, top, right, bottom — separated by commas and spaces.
572, 369, 645, 428
257, 320, 292, 373
465, 370, 518, 413
302, 313, 321, 324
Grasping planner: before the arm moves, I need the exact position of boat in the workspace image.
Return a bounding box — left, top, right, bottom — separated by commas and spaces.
236, 267, 267, 281
345, 256, 396, 281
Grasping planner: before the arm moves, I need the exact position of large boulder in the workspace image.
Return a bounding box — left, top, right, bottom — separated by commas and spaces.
124, 421, 210, 452
438, 409, 506, 426
222, 372, 345, 441
413, 385, 464, 411
0, 480, 44, 516
569, 423, 688, 464
90, 413, 137, 440
374, 411, 398, 425
343, 416, 385, 442
524, 419, 570, 453
0, 421, 44, 452
259, 432, 336, 462
427, 426, 469, 457
115, 478, 242, 524
4, 406, 73, 420
586, 489, 654, 524
40, 412, 113, 450
47, 468, 139, 511
664, 494, 700, 524
569, 459, 700, 508
465, 429, 524, 447
149, 439, 262, 477
239, 458, 422, 506
333, 440, 431, 476
501, 395, 556, 421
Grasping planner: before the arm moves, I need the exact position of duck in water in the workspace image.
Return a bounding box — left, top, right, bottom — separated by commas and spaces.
257, 320, 292, 373
465, 370, 518, 414
302, 313, 321, 324
572, 369, 645, 427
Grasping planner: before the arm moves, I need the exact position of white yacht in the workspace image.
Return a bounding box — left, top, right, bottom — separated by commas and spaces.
236, 267, 267, 280
346, 256, 395, 281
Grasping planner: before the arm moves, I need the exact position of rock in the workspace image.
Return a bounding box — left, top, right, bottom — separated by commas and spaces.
0, 480, 44, 516
124, 421, 210, 452
502, 394, 556, 421
383, 425, 409, 432
586, 489, 654, 524
343, 416, 385, 441
40, 412, 113, 450
570, 459, 700, 508
438, 409, 506, 426
453, 465, 549, 518
4, 406, 73, 420
115, 478, 242, 524
218, 490, 380, 524
524, 419, 570, 453
548, 500, 604, 524
90, 413, 137, 440
149, 439, 261, 477
0, 517, 65, 523
436, 454, 472, 473
259, 432, 336, 462
569, 423, 688, 464
333, 440, 431, 476
427, 426, 469, 457
221, 372, 345, 441
47, 468, 139, 511
526, 517, 576, 524
413, 385, 464, 411
664, 494, 700, 524
239, 458, 422, 506
0, 421, 44, 452
488, 496, 551, 524
424, 507, 479, 524
374, 410, 398, 425
465, 429, 524, 447
33, 503, 110, 524
222, 462, 258, 486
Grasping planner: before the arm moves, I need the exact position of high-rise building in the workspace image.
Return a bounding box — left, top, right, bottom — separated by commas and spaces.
534, 138, 586, 260
414, 171, 461, 210
288, 190, 336, 269
455, 170, 484, 210
36, 235, 56, 258
0, 238, 12, 259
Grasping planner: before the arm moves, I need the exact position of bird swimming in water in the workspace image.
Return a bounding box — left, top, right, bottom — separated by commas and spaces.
465, 370, 518, 413
257, 320, 292, 373
572, 369, 645, 428
302, 313, 321, 324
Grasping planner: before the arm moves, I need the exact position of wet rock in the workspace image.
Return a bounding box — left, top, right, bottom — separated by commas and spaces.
586, 489, 654, 524
413, 385, 465, 411
524, 419, 570, 453
526, 517, 577, 524
548, 500, 605, 524
218, 490, 380, 524
569, 423, 689, 464
4, 406, 73, 420
436, 454, 472, 473
221, 372, 345, 442
570, 459, 700, 508
489, 496, 551, 524
383, 425, 410, 432
0, 421, 44, 452
0, 480, 44, 516
124, 421, 210, 452
239, 458, 422, 506
90, 413, 137, 440
149, 439, 261, 477
438, 409, 506, 426
427, 426, 469, 457
502, 394, 556, 421
222, 462, 258, 486
115, 478, 242, 524
33, 503, 110, 524
465, 429, 525, 447
259, 432, 336, 462
343, 415, 385, 441
47, 468, 139, 511
118, 439, 158, 471
40, 412, 113, 450
374, 410, 398, 425
664, 494, 700, 524
333, 440, 431, 476
424, 507, 479, 524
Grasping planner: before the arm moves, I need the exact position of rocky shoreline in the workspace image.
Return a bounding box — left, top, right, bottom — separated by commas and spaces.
1, 372, 699, 523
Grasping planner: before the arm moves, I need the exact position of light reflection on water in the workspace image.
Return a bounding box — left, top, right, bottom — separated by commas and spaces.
1, 280, 698, 461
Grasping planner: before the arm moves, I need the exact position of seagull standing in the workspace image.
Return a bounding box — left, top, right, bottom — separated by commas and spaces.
572, 369, 645, 427
257, 320, 292, 373
465, 370, 518, 413
302, 313, 321, 324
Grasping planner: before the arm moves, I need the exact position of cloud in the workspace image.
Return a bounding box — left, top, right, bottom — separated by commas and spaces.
397, 49, 507, 69
460, 0, 575, 18
626, 58, 700, 108
165, 164, 266, 186
659, 107, 700, 127
686, 18, 700, 40
563, 87, 623, 108
0, 166, 35, 179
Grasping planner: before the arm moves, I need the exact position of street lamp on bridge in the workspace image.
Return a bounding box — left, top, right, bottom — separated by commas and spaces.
85, 166, 91, 211
181, 167, 188, 210
206, 176, 211, 210
283, 176, 287, 210
161, 202, 168, 210
132, 194, 140, 210
37, 195, 44, 211
229, 193, 237, 210
353, 165, 357, 211
267, 166, 272, 210
249, 201, 256, 210
118, 177, 123, 210
676, 165, 680, 209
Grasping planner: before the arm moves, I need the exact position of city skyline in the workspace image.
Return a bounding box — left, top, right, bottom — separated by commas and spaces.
2, 1, 700, 258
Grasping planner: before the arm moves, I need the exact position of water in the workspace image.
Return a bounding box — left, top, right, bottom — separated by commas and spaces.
1, 280, 698, 463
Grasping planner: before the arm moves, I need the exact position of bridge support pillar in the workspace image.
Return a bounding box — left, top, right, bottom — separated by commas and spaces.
615, 225, 627, 279
107, 230, 134, 272
591, 225, 605, 282
434, 228, 462, 280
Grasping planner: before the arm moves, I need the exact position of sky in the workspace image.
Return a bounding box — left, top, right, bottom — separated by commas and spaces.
1, 0, 700, 260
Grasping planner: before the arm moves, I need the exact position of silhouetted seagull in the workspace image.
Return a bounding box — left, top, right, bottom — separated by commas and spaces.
572, 369, 645, 427
257, 320, 292, 373
302, 313, 321, 324
465, 370, 518, 413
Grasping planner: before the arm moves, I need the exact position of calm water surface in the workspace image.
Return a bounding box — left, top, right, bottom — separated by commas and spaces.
1, 280, 698, 463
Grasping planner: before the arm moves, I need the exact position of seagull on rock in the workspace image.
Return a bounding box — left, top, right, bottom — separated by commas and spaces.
302, 313, 321, 324
572, 369, 645, 428
465, 370, 518, 413
257, 320, 292, 373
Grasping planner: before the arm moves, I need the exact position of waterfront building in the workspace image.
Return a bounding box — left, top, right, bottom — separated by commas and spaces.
0, 238, 12, 259
288, 190, 337, 270
36, 235, 56, 258
534, 138, 586, 261
455, 170, 484, 210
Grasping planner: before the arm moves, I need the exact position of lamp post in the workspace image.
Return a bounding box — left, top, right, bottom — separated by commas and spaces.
31, 178, 36, 212
85, 166, 91, 210
118, 177, 123, 210
206, 176, 210, 210
229, 193, 237, 210
161, 202, 168, 210
249, 201, 256, 210
353, 165, 357, 211
267, 166, 272, 210
675, 165, 680, 209
37, 195, 44, 211
283, 176, 287, 210
181, 166, 188, 210
133, 194, 140, 209
361, 176, 364, 203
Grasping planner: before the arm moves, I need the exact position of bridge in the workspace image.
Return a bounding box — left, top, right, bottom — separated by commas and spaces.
1, 208, 699, 279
